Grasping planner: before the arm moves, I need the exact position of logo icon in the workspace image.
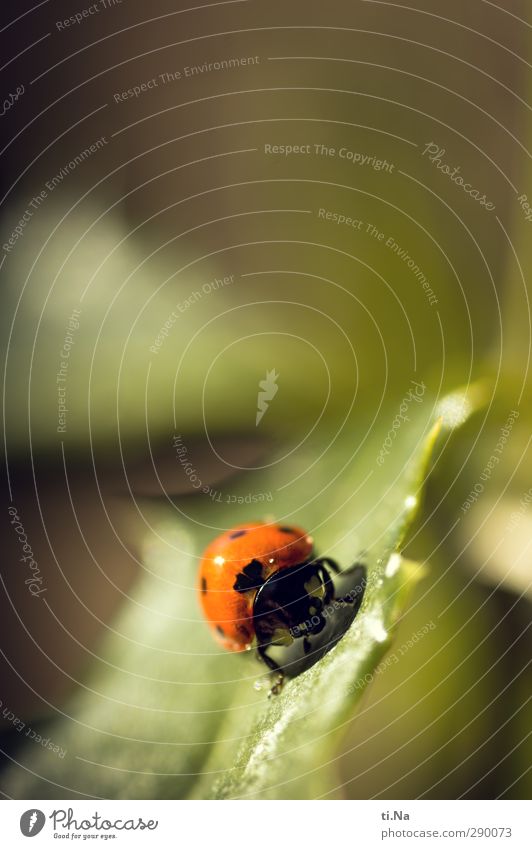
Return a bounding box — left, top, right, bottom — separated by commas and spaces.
20, 810, 46, 837
256, 369, 279, 425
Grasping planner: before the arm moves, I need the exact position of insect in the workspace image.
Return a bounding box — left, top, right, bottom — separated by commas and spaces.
198, 521, 366, 694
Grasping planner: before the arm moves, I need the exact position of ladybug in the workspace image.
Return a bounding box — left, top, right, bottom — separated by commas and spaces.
198, 521, 366, 693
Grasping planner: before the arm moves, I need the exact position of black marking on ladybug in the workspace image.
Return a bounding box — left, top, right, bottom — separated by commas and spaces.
229, 529, 247, 539
201, 577, 207, 594
216, 624, 225, 636
237, 624, 251, 641
278, 526, 294, 534
233, 559, 264, 594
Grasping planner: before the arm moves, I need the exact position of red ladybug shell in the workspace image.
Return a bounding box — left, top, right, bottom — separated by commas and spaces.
198, 521, 314, 652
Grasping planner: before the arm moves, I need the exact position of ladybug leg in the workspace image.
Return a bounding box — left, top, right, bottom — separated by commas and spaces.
311, 559, 336, 602
313, 559, 366, 605
312, 556, 342, 575
335, 563, 367, 605
257, 644, 284, 696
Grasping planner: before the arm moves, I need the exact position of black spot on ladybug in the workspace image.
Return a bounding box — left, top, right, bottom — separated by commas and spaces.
216, 625, 225, 636
233, 559, 265, 594
237, 624, 250, 641
201, 577, 207, 594
278, 526, 294, 534
229, 529, 247, 539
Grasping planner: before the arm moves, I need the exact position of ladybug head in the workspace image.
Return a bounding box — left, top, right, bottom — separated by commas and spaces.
252, 561, 335, 650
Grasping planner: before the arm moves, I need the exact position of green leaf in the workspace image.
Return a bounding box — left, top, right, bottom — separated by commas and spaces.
3, 386, 482, 800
